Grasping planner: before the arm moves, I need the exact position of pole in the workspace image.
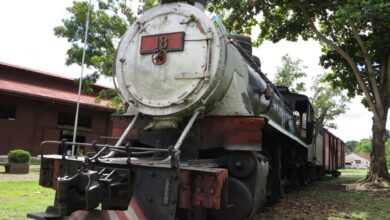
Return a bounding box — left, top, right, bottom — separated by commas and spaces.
72, 0, 92, 156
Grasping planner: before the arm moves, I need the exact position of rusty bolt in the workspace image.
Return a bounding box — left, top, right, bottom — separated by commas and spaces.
196, 187, 203, 193
209, 202, 215, 208
209, 175, 216, 181
209, 188, 215, 195
193, 200, 201, 207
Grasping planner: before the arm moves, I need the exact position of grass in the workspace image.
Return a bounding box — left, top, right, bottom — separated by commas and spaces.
258, 168, 390, 220
0, 162, 54, 220
0, 181, 55, 220
341, 169, 369, 174
0, 166, 388, 220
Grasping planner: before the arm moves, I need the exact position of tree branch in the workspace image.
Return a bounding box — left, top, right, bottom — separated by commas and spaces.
293, 0, 379, 117
349, 22, 383, 112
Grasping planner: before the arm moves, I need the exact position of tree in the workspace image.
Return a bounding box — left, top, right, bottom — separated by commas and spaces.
274, 54, 307, 93
273, 55, 349, 146
310, 75, 349, 148
345, 140, 358, 154
354, 139, 373, 155
54, 0, 136, 78
55, 0, 157, 110
212, 0, 390, 185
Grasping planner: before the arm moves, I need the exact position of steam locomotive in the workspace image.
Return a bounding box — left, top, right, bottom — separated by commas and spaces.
28, 1, 344, 219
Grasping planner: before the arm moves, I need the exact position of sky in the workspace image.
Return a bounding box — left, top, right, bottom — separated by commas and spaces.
0, 0, 386, 141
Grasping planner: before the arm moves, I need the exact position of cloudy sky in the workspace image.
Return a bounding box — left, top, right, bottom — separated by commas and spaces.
0, 0, 386, 141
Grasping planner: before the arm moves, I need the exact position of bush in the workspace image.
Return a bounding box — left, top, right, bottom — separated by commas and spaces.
8, 149, 31, 163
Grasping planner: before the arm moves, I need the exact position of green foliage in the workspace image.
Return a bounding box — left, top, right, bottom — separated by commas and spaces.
96, 88, 126, 113
213, 0, 390, 112
273, 54, 349, 132
310, 75, 349, 130
274, 54, 307, 93
138, 0, 158, 14
7, 149, 31, 164
352, 138, 390, 167
212, 0, 390, 176
345, 140, 358, 154
54, 0, 160, 112
353, 139, 372, 155
54, 0, 136, 78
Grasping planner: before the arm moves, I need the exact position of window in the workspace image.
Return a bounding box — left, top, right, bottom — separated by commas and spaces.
355, 160, 361, 164
301, 113, 307, 129
0, 103, 16, 120
58, 112, 92, 129
59, 129, 87, 155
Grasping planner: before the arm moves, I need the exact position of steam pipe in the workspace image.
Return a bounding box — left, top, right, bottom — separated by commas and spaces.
101, 112, 140, 158
161, 108, 203, 163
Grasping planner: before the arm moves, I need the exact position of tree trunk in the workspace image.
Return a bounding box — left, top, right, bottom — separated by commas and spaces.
363, 112, 390, 184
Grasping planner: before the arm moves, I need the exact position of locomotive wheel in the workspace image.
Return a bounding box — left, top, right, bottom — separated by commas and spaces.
209, 177, 253, 220
298, 165, 309, 186
226, 152, 256, 178
266, 145, 284, 205
316, 167, 325, 180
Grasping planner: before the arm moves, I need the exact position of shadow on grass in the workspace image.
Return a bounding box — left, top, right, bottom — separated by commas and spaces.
258, 171, 390, 220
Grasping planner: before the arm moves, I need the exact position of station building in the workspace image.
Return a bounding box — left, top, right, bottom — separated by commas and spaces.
0, 62, 115, 156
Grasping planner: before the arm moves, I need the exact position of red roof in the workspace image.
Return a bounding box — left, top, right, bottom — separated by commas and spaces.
0, 61, 115, 111
345, 153, 371, 162
356, 153, 371, 161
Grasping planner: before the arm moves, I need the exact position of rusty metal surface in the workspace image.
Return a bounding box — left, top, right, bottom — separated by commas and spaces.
39, 158, 59, 189
111, 115, 150, 139
199, 117, 265, 149
190, 169, 228, 209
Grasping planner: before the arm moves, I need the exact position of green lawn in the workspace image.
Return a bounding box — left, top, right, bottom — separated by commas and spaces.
0, 161, 54, 220
0, 181, 55, 220
0, 167, 389, 220
341, 169, 369, 174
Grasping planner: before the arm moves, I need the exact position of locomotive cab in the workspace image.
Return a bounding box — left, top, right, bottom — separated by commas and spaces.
277, 86, 315, 144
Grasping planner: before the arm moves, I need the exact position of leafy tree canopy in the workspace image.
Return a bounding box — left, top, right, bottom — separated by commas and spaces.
212, 0, 390, 183
345, 140, 358, 154
273, 54, 349, 133
54, 0, 136, 78
310, 75, 349, 130
212, 0, 390, 114
274, 54, 307, 93
55, 0, 157, 111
